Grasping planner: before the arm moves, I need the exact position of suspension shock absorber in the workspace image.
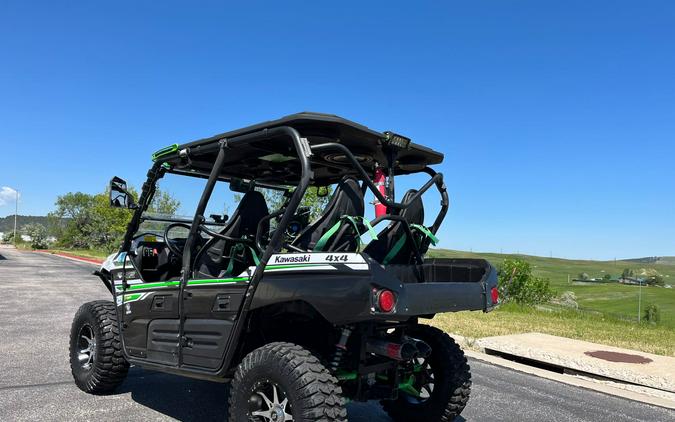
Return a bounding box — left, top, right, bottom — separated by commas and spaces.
330, 326, 353, 372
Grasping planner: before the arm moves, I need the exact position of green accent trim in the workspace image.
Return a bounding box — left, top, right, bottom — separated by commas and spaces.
265, 263, 327, 270
127, 281, 180, 290
383, 233, 408, 265
188, 277, 249, 285
399, 375, 421, 398
125, 277, 248, 291
152, 143, 179, 161
410, 224, 439, 246
123, 293, 142, 302
335, 370, 358, 381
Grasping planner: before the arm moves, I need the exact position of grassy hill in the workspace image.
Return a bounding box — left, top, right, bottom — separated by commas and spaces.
623, 256, 675, 266
0, 215, 52, 234
427, 248, 675, 356
428, 249, 675, 328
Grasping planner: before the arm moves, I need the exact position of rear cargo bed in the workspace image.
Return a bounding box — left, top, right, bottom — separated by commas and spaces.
387, 258, 499, 316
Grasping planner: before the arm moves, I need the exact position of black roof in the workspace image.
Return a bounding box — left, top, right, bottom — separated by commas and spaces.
166, 112, 443, 185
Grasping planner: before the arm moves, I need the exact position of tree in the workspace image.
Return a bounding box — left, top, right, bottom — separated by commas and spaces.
577, 272, 589, 281
148, 189, 180, 215
50, 192, 96, 248
498, 258, 553, 305
85, 192, 134, 252
22, 223, 49, 249
621, 268, 634, 279
602, 273, 611, 281
646, 274, 665, 287
49, 186, 179, 252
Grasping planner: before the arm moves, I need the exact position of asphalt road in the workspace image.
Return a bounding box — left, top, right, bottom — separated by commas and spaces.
0, 246, 672, 422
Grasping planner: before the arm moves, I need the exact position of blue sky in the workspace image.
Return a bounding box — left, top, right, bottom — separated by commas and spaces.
1, 1, 673, 259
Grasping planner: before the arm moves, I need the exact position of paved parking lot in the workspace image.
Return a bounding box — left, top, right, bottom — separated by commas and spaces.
0, 247, 671, 421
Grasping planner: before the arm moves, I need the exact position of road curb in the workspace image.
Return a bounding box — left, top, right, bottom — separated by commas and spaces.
462, 346, 675, 410
33, 250, 103, 266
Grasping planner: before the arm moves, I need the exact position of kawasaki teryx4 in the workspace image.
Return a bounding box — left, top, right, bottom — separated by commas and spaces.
69, 112, 499, 421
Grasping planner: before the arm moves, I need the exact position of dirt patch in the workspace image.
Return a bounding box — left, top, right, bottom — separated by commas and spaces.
585, 350, 653, 364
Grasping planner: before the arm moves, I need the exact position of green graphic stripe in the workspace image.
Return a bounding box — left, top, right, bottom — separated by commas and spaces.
123, 293, 142, 302
127, 281, 180, 290
117, 262, 344, 291
125, 277, 248, 291
188, 277, 249, 285
265, 263, 328, 270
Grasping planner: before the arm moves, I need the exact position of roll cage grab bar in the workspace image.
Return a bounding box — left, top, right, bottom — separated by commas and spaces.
121, 125, 449, 375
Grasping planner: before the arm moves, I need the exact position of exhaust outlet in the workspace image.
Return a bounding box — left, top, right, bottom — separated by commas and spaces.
407, 337, 432, 358
366, 339, 417, 361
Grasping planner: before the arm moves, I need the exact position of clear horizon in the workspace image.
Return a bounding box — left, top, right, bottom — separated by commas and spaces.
1, 1, 673, 260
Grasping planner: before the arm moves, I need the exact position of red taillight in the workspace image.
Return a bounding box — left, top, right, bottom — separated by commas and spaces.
377, 289, 396, 312
491, 287, 499, 304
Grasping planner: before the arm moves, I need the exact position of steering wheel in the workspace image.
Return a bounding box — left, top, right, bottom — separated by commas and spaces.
163, 222, 192, 257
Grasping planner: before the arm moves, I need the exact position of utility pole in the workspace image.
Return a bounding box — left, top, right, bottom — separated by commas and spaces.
638, 278, 642, 323
13, 188, 18, 247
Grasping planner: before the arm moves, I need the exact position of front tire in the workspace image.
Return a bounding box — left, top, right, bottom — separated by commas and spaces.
228, 342, 347, 422
69, 300, 129, 394
382, 325, 471, 422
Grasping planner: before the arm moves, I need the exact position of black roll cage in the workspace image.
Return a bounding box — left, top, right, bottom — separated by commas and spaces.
119, 125, 449, 378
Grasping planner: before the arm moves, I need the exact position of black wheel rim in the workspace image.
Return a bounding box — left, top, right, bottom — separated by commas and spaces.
77, 324, 96, 370
248, 380, 293, 421
403, 356, 435, 404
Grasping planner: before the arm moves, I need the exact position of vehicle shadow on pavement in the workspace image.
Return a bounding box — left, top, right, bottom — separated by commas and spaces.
114, 367, 465, 422
115, 367, 228, 420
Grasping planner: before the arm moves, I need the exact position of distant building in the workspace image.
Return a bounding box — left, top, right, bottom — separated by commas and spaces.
618, 277, 645, 286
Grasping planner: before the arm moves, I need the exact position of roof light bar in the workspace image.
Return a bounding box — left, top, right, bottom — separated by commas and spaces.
383, 131, 412, 150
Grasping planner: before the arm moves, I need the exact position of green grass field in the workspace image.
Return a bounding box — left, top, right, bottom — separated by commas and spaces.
429, 249, 675, 330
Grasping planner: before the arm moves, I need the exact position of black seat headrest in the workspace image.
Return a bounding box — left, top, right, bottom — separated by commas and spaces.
225, 190, 269, 238
291, 177, 364, 251
363, 189, 425, 265
193, 190, 269, 278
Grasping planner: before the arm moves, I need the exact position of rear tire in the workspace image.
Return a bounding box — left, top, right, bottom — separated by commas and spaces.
382, 325, 471, 422
228, 342, 347, 422
69, 300, 129, 394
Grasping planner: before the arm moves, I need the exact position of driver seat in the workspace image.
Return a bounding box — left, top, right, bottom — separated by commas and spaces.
193, 191, 269, 278
291, 177, 364, 252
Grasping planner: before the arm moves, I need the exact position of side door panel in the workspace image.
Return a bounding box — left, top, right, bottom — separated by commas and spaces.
180, 278, 248, 369
112, 259, 181, 365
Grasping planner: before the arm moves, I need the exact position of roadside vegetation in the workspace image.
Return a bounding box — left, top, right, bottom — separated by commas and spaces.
428, 249, 675, 356
430, 303, 674, 356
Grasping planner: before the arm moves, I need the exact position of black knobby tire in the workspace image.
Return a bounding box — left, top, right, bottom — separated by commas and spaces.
382, 325, 471, 422
69, 300, 129, 394
228, 342, 347, 422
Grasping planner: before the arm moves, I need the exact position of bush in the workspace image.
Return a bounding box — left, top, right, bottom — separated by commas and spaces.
498, 258, 553, 305
643, 304, 660, 324
22, 223, 49, 249
2, 231, 14, 243
646, 275, 665, 287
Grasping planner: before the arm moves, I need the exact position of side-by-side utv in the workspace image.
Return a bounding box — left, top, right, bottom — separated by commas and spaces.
69, 112, 499, 422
